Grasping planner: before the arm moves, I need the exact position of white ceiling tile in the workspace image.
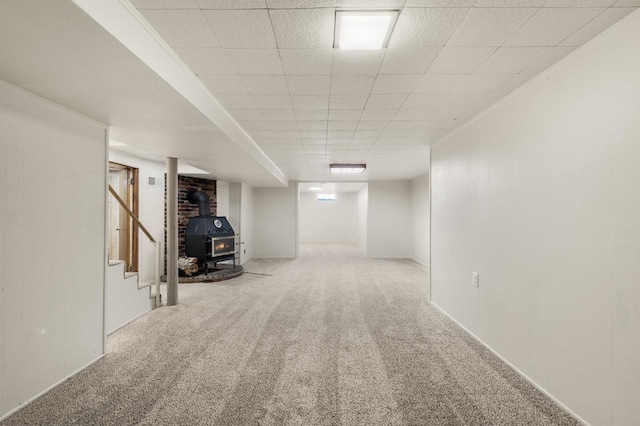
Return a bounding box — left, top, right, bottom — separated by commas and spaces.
330, 75, 376, 95
386, 121, 418, 130
427, 47, 496, 74
196, 0, 266, 7
260, 109, 296, 120
521, 46, 575, 73
389, 8, 469, 47
272, 130, 300, 138
473, 0, 545, 5
228, 109, 263, 120
354, 130, 383, 138
175, 48, 236, 74
328, 121, 359, 130
403, 93, 499, 109
142, 10, 220, 48
405, 0, 474, 5
492, 73, 536, 94
278, 138, 302, 145
240, 75, 289, 94
330, 95, 368, 109
414, 74, 514, 93
357, 120, 389, 130
393, 109, 463, 120
200, 75, 247, 94
286, 76, 331, 95
328, 130, 356, 138
332, 50, 385, 75
365, 94, 408, 109
253, 95, 293, 109
226, 49, 283, 74
268, 120, 298, 130
295, 110, 330, 120
560, 7, 636, 46
446, 8, 537, 47
504, 8, 605, 46
267, 0, 336, 7
379, 47, 440, 74
475, 47, 549, 74
132, 0, 198, 9
613, 0, 640, 5
415, 119, 461, 129
298, 121, 328, 130
328, 138, 353, 145
269, 9, 335, 48
202, 10, 275, 48
360, 109, 397, 120
544, 0, 615, 6
380, 130, 413, 137
371, 75, 422, 94
280, 49, 333, 75
216, 94, 256, 108
301, 130, 327, 138
329, 110, 363, 120
350, 138, 376, 144
238, 120, 269, 130
291, 95, 330, 109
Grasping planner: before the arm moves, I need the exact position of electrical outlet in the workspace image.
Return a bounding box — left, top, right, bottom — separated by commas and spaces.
472, 272, 479, 288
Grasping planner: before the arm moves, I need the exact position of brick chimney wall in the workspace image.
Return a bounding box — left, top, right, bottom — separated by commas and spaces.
165, 175, 216, 271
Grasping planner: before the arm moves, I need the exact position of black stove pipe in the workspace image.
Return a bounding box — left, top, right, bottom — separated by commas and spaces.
186, 190, 211, 217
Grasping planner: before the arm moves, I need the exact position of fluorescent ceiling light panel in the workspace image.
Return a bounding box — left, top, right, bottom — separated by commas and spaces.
330, 163, 367, 174
335, 10, 398, 50
309, 187, 323, 191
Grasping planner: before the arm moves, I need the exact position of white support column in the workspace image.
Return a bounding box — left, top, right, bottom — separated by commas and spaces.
166, 157, 178, 306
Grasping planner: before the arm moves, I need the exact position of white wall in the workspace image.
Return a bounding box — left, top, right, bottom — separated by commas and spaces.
0, 80, 107, 419
431, 12, 640, 426
108, 150, 165, 283
240, 183, 253, 264
411, 174, 430, 267
299, 191, 358, 243
253, 182, 297, 258
216, 180, 229, 217
357, 186, 368, 252
368, 180, 412, 258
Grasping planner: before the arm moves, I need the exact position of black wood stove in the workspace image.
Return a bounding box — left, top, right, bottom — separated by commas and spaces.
184, 190, 236, 271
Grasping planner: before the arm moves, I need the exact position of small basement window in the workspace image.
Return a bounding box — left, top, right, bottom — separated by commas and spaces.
317, 193, 336, 201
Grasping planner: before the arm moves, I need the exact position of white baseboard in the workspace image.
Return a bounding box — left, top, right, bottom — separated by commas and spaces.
0, 354, 106, 422
429, 301, 591, 426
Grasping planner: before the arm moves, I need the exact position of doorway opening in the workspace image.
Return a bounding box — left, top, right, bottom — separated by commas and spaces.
108, 162, 139, 271
297, 182, 368, 258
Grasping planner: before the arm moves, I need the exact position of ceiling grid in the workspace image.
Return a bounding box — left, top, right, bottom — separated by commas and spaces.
132, 0, 638, 180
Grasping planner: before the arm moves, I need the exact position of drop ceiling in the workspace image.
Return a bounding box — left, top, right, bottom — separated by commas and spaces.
0, 0, 637, 187
132, 0, 638, 182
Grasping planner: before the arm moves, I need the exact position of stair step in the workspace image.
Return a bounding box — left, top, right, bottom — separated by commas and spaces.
124, 272, 138, 279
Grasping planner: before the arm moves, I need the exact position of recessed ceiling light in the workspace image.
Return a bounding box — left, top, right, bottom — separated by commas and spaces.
330, 163, 367, 174
309, 187, 323, 191
334, 10, 399, 50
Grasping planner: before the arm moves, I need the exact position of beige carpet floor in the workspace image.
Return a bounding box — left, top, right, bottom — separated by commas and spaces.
1, 243, 577, 425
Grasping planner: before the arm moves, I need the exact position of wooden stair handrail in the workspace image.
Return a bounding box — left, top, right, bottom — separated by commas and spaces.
108, 184, 156, 245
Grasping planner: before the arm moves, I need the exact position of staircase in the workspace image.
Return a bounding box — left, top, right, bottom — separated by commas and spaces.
107, 260, 160, 334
